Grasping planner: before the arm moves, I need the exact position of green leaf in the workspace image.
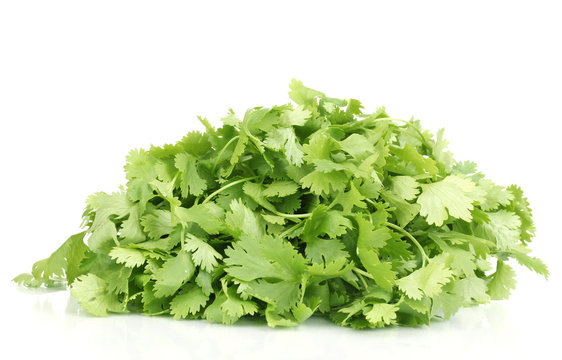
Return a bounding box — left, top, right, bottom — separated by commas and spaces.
389, 176, 419, 201
381, 191, 420, 227
334, 183, 366, 214
392, 144, 438, 175
279, 105, 311, 127
340, 134, 373, 159
397, 261, 453, 300
184, 234, 223, 272
364, 303, 398, 327
141, 209, 173, 240
475, 210, 521, 250
70, 274, 123, 316
175, 203, 225, 235
476, 179, 514, 211
174, 152, 207, 197
506, 185, 536, 242
417, 175, 477, 226
224, 198, 265, 241
356, 216, 395, 290
300, 170, 348, 196
153, 251, 196, 297
453, 276, 490, 303
170, 284, 209, 319
509, 248, 549, 278
487, 260, 517, 300
262, 180, 300, 197
288, 79, 325, 108
220, 287, 258, 318
264, 127, 305, 166
109, 247, 146, 268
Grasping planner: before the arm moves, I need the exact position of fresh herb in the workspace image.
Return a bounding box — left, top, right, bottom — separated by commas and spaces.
14, 80, 548, 328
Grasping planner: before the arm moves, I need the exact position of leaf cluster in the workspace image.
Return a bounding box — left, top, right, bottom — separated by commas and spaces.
14, 80, 548, 328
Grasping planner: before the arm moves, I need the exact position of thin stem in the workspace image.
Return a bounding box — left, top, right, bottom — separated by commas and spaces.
355, 270, 369, 290
180, 225, 185, 251
352, 267, 374, 280
365, 198, 377, 207
201, 176, 259, 205
273, 211, 312, 219
300, 276, 308, 302
326, 197, 339, 210
279, 221, 304, 239
384, 221, 429, 266
221, 278, 230, 299
211, 135, 240, 173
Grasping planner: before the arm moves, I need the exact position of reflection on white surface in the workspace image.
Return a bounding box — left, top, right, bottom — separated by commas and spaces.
6, 282, 554, 360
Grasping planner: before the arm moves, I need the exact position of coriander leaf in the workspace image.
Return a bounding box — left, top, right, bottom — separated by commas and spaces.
475, 210, 521, 250
109, 247, 146, 268
389, 176, 420, 201
487, 260, 517, 300
289, 79, 324, 108
141, 209, 173, 240
476, 179, 514, 211
417, 175, 477, 226
392, 144, 438, 175
152, 251, 196, 297
170, 284, 209, 319
175, 203, 225, 235
184, 234, 222, 272
279, 105, 311, 127
453, 276, 490, 303
262, 180, 300, 198
174, 152, 207, 197
364, 303, 398, 327
506, 185, 536, 242
397, 262, 453, 300
70, 274, 123, 316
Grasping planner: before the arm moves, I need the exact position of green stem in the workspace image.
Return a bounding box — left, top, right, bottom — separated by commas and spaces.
384, 222, 429, 266
201, 176, 259, 205
352, 267, 374, 280
273, 211, 311, 219
221, 278, 230, 299
211, 135, 240, 173
180, 225, 185, 251
279, 221, 305, 239
241, 119, 267, 156
355, 269, 369, 290
364, 198, 377, 207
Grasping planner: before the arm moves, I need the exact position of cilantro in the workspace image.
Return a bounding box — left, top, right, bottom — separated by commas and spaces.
14, 80, 547, 328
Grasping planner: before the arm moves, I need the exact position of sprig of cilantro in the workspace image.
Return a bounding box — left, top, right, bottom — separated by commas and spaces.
13, 80, 548, 328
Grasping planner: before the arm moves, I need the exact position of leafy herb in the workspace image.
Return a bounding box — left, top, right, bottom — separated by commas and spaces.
14, 80, 548, 328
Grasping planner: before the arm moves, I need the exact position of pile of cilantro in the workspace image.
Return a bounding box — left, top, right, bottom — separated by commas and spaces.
14, 80, 548, 328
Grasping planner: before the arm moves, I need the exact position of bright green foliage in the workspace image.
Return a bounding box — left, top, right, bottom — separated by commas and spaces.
487, 260, 518, 300
15, 232, 88, 288
417, 175, 477, 226
170, 284, 209, 319
153, 251, 196, 297
364, 303, 399, 327
70, 274, 124, 316
396, 262, 453, 300
109, 247, 146, 268
15, 80, 547, 328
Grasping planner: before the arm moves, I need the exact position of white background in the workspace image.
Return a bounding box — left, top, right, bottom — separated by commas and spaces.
1, 1, 560, 359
